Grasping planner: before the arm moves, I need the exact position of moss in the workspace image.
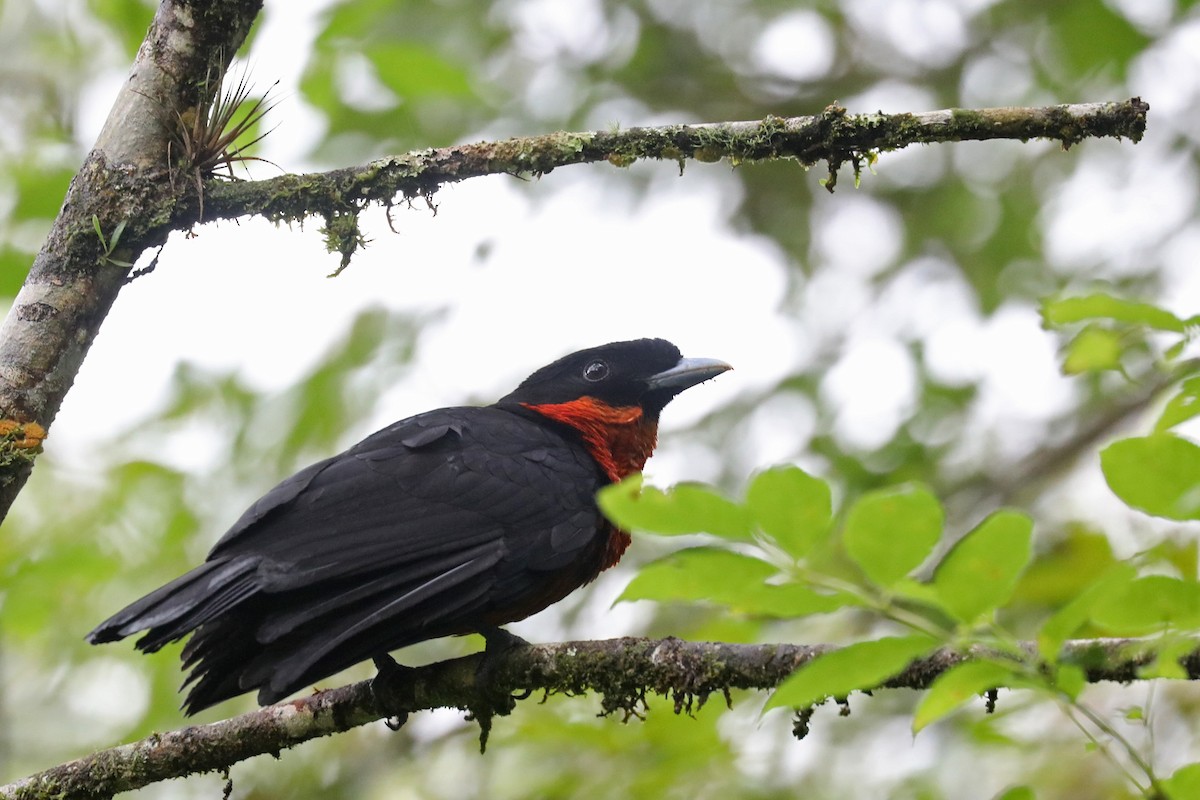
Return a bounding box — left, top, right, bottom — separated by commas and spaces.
1043, 105, 1085, 149
320, 211, 367, 277
483, 131, 595, 177
949, 108, 987, 130
192, 100, 1149, 239
512, 639, 751, 726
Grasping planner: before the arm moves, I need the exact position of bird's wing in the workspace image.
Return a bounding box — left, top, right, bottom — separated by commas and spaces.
172, 405, 608, 707
210, 406, 605, 588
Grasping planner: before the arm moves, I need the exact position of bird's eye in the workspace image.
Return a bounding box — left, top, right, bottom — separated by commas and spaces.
583, 360, 609, 382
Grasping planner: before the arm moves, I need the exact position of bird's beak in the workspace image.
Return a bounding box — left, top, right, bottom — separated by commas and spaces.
645, 357, 732, 391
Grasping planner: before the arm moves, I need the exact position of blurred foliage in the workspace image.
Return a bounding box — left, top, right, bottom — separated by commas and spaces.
6, 0, 1200, 799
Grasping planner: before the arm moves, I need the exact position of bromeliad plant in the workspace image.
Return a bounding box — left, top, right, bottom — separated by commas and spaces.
170, 61, 279, 218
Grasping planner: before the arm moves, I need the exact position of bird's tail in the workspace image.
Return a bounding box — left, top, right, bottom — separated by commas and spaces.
86, 556, 261, 653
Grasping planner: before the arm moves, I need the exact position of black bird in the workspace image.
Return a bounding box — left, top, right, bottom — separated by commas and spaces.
88, 338, 730, 713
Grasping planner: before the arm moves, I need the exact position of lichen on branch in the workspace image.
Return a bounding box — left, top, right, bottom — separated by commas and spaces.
193, 98, 1149, 258
0, 634, 1177, 800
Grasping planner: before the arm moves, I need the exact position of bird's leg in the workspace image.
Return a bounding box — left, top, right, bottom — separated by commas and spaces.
372, 652, 410, 678
479, 625, 530, 653
464, 626, 533, 751
371, 653, 413, 731
477, 626, 533, 701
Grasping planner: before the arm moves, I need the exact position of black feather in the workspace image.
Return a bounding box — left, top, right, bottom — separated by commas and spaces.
91, 405, 604, 712
87, 339, 728, 713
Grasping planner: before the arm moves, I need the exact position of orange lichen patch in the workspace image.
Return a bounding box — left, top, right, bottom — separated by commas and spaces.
0, 420, 47, 450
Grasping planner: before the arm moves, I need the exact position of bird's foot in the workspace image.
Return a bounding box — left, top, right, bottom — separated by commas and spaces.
480, 625, 531, 654
466, 627, 533, 753
476, 626, 533, 702
371, 653, 413, 731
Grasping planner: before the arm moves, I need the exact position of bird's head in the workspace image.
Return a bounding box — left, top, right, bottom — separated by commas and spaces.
500, 338, 731, 421
498, 339, 730, 484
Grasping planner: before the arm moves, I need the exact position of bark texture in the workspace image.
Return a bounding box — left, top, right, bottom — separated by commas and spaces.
0, 0, 263, 519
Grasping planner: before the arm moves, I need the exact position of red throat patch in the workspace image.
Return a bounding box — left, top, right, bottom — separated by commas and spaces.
522, 397, 658, 570
522, 397, 659, 483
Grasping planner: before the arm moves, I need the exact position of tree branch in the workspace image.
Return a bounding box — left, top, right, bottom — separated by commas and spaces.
0, 634, 1178, 799
190, 98, 1149, 272
0, 0, 262, 522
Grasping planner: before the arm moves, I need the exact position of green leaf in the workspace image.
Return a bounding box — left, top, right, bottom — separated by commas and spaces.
620, 547, 771, 605
0, 247, 32, 299
1013, 527, 1118, 607
745, 466, 833, 558
753, 583, 856, 618
109, 219, 127, 249
1050, 0, 1150, 77
12, 162, 74, 224
992, 787, 1036, 800
1157, 377, 1200, 433
1161, 763, 1200, 800
913, 660, 1025, 733
1062, 326, 1123, 374
1037, 564, 1137, 659
1141, 538, 1200, 581
1101, 435, 1200, 520
91, 0, 158, 57
1041, 293, 1184, 332
843, 485, 943, 588
1091, 575, 1200, 635
619, 547, 846, 617
1054, 664, 1086, 700
365, 42, 474, 100
765, 635, 937, 711
932, 511, 1033, 623
598, 477, 753, 540
1138, 637, 1194, 680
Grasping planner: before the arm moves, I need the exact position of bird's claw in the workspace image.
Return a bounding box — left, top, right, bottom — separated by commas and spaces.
474, 626, 532, 703
371, 653, 414, 728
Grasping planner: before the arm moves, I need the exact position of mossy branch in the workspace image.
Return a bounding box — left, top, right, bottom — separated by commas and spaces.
0, 634, 1178, 800
195, 99, 1149, 246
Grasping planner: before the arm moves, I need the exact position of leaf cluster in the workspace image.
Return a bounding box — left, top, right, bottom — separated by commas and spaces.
600, 443, 1200, 798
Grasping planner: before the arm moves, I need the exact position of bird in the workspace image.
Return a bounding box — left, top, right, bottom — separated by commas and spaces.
87, 338, 731, 714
